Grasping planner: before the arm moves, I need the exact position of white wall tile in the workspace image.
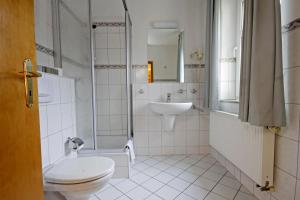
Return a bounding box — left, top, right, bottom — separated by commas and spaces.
109, 69, 122, 84
109, 85, 122, 99
61, 103, 73, 129
108, 33, 121, 49
97, 100, 110, 115
148, 83, 162, 100
278, 104, 300, 141
284, 68, 300, 104
187, 131, 200, 147
271, 168, 297, 200
108, 49, 121, 65
282, 30, 300, 68
96, 69, 109, 85
281, 0, 300, 25
48, 132, 64, 164
149, 133, 162, 147
162, 132, 175, 147
95, 33, 108, 49
39, 105, 48, 138
275, 136, 298, 176
110, 115, 123, 130
47, 104, 62, 135
148, 117, 162, 131
41, 138, 49, 168
97, 85, 109, 100
60, 78, 73, 103
134, 116, 148, 131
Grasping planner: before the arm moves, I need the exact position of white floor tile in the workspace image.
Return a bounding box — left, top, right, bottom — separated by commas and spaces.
115, 179, 138, 193
187, 165, 206, 176
165, 166, 184, 176
178, 171, 199, 183
155, 185, 181, 200
154, 172, 175, 184
175, 193, 195, 200
142, 178, 165, 192
96, 186, 123, 200
154, 162, 171, 171
134, 162, 151, 171
175, 161, 192, 170
127, 186, 152, 200
146, 194, 163, 200
202, 171, 223, 182
91, 155, 258, 200
168, 178, 190, 191
131, 173, 151, 184
144, 158, 160, 166
205, 193, 228, 200
116, 195, 131, 200
234, 192, 259, 200
194, 176, 218, 190
219, 176, 241, 190
209, 165, 227, 175
195, 161, 213, 170
184, 184, 209, 200
143, 167, 162, 177
212, 184, 238, 200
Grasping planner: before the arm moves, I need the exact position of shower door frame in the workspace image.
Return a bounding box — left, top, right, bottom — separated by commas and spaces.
52, 0, 133, 150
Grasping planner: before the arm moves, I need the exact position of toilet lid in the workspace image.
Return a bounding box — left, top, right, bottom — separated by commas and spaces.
44, 157, 115, 184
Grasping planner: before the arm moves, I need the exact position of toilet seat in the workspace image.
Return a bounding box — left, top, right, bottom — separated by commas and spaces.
44, 157, 115, 184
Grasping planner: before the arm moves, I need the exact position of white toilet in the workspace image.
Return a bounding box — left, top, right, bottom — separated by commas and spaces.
44, 156, 115, 200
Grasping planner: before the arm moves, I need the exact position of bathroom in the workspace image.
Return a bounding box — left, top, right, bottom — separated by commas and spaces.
0, 0, 299, 200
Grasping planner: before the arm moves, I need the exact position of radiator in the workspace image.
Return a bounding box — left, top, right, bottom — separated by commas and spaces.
209, 111, 275, 186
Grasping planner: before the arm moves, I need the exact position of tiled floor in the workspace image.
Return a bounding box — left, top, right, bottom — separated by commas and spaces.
91, 154, 258, 200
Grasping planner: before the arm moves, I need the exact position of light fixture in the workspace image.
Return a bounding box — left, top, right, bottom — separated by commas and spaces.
152, 21, 178, 29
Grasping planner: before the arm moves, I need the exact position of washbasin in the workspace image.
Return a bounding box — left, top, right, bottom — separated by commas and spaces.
149, 101, 193, 131
149, 101, 193, 115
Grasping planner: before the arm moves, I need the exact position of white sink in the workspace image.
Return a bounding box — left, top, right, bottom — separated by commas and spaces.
149, 101, 193, 115
149, 101, 193, 131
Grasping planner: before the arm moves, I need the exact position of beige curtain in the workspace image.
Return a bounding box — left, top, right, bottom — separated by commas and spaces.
239, 0, 286, 127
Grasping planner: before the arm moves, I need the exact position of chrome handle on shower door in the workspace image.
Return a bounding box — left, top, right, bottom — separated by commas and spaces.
19, 59, 42, 108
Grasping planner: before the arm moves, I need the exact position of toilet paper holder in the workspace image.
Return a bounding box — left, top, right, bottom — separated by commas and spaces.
67, 137, 84, 151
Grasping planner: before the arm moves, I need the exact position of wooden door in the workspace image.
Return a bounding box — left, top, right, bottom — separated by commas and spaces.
0, 0, 44, 199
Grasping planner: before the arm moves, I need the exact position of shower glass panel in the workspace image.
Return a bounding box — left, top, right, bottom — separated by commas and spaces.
58, 0, 96, 149
92, 0, 128, 149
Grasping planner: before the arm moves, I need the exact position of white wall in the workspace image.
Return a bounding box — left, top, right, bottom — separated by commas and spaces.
35, 0, 77, 168
125, 0, 208, 155
211, 1, 300, 200
39, 75, 76, 169
127, 0, 207, 65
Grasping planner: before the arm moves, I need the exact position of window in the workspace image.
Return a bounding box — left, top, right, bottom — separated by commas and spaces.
216, 0, 244, 113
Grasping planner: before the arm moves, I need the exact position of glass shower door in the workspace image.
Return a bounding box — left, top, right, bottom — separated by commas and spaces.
58, 0, 96, 149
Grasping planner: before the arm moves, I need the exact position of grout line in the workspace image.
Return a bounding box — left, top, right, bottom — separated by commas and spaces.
97, 154, 244, 200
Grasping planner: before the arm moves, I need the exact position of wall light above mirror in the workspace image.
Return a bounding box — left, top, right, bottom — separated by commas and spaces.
147, 28, 184, 83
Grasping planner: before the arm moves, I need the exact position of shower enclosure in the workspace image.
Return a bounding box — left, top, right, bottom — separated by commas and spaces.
52, 0, 133, 151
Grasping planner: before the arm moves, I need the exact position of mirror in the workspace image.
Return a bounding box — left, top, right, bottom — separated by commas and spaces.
147, 29, 184, 83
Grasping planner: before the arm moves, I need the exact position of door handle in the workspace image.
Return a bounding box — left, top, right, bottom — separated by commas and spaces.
19, 59, 42, 108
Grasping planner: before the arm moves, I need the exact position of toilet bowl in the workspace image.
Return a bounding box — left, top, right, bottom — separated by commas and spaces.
44, 157, 115, 200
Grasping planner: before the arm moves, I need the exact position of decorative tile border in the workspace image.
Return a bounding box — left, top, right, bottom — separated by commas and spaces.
283, 18, 300, 32
220, 57, 236, 63
95, 64, 126, 69
185, 64, 205, 68
93, 22, 126, 28
36, 43, 54, 57
95, 64, 205, 69
37, 65, 59, 75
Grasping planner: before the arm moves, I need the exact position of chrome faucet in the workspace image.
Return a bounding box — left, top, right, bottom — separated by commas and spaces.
166, 93, 171, 102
